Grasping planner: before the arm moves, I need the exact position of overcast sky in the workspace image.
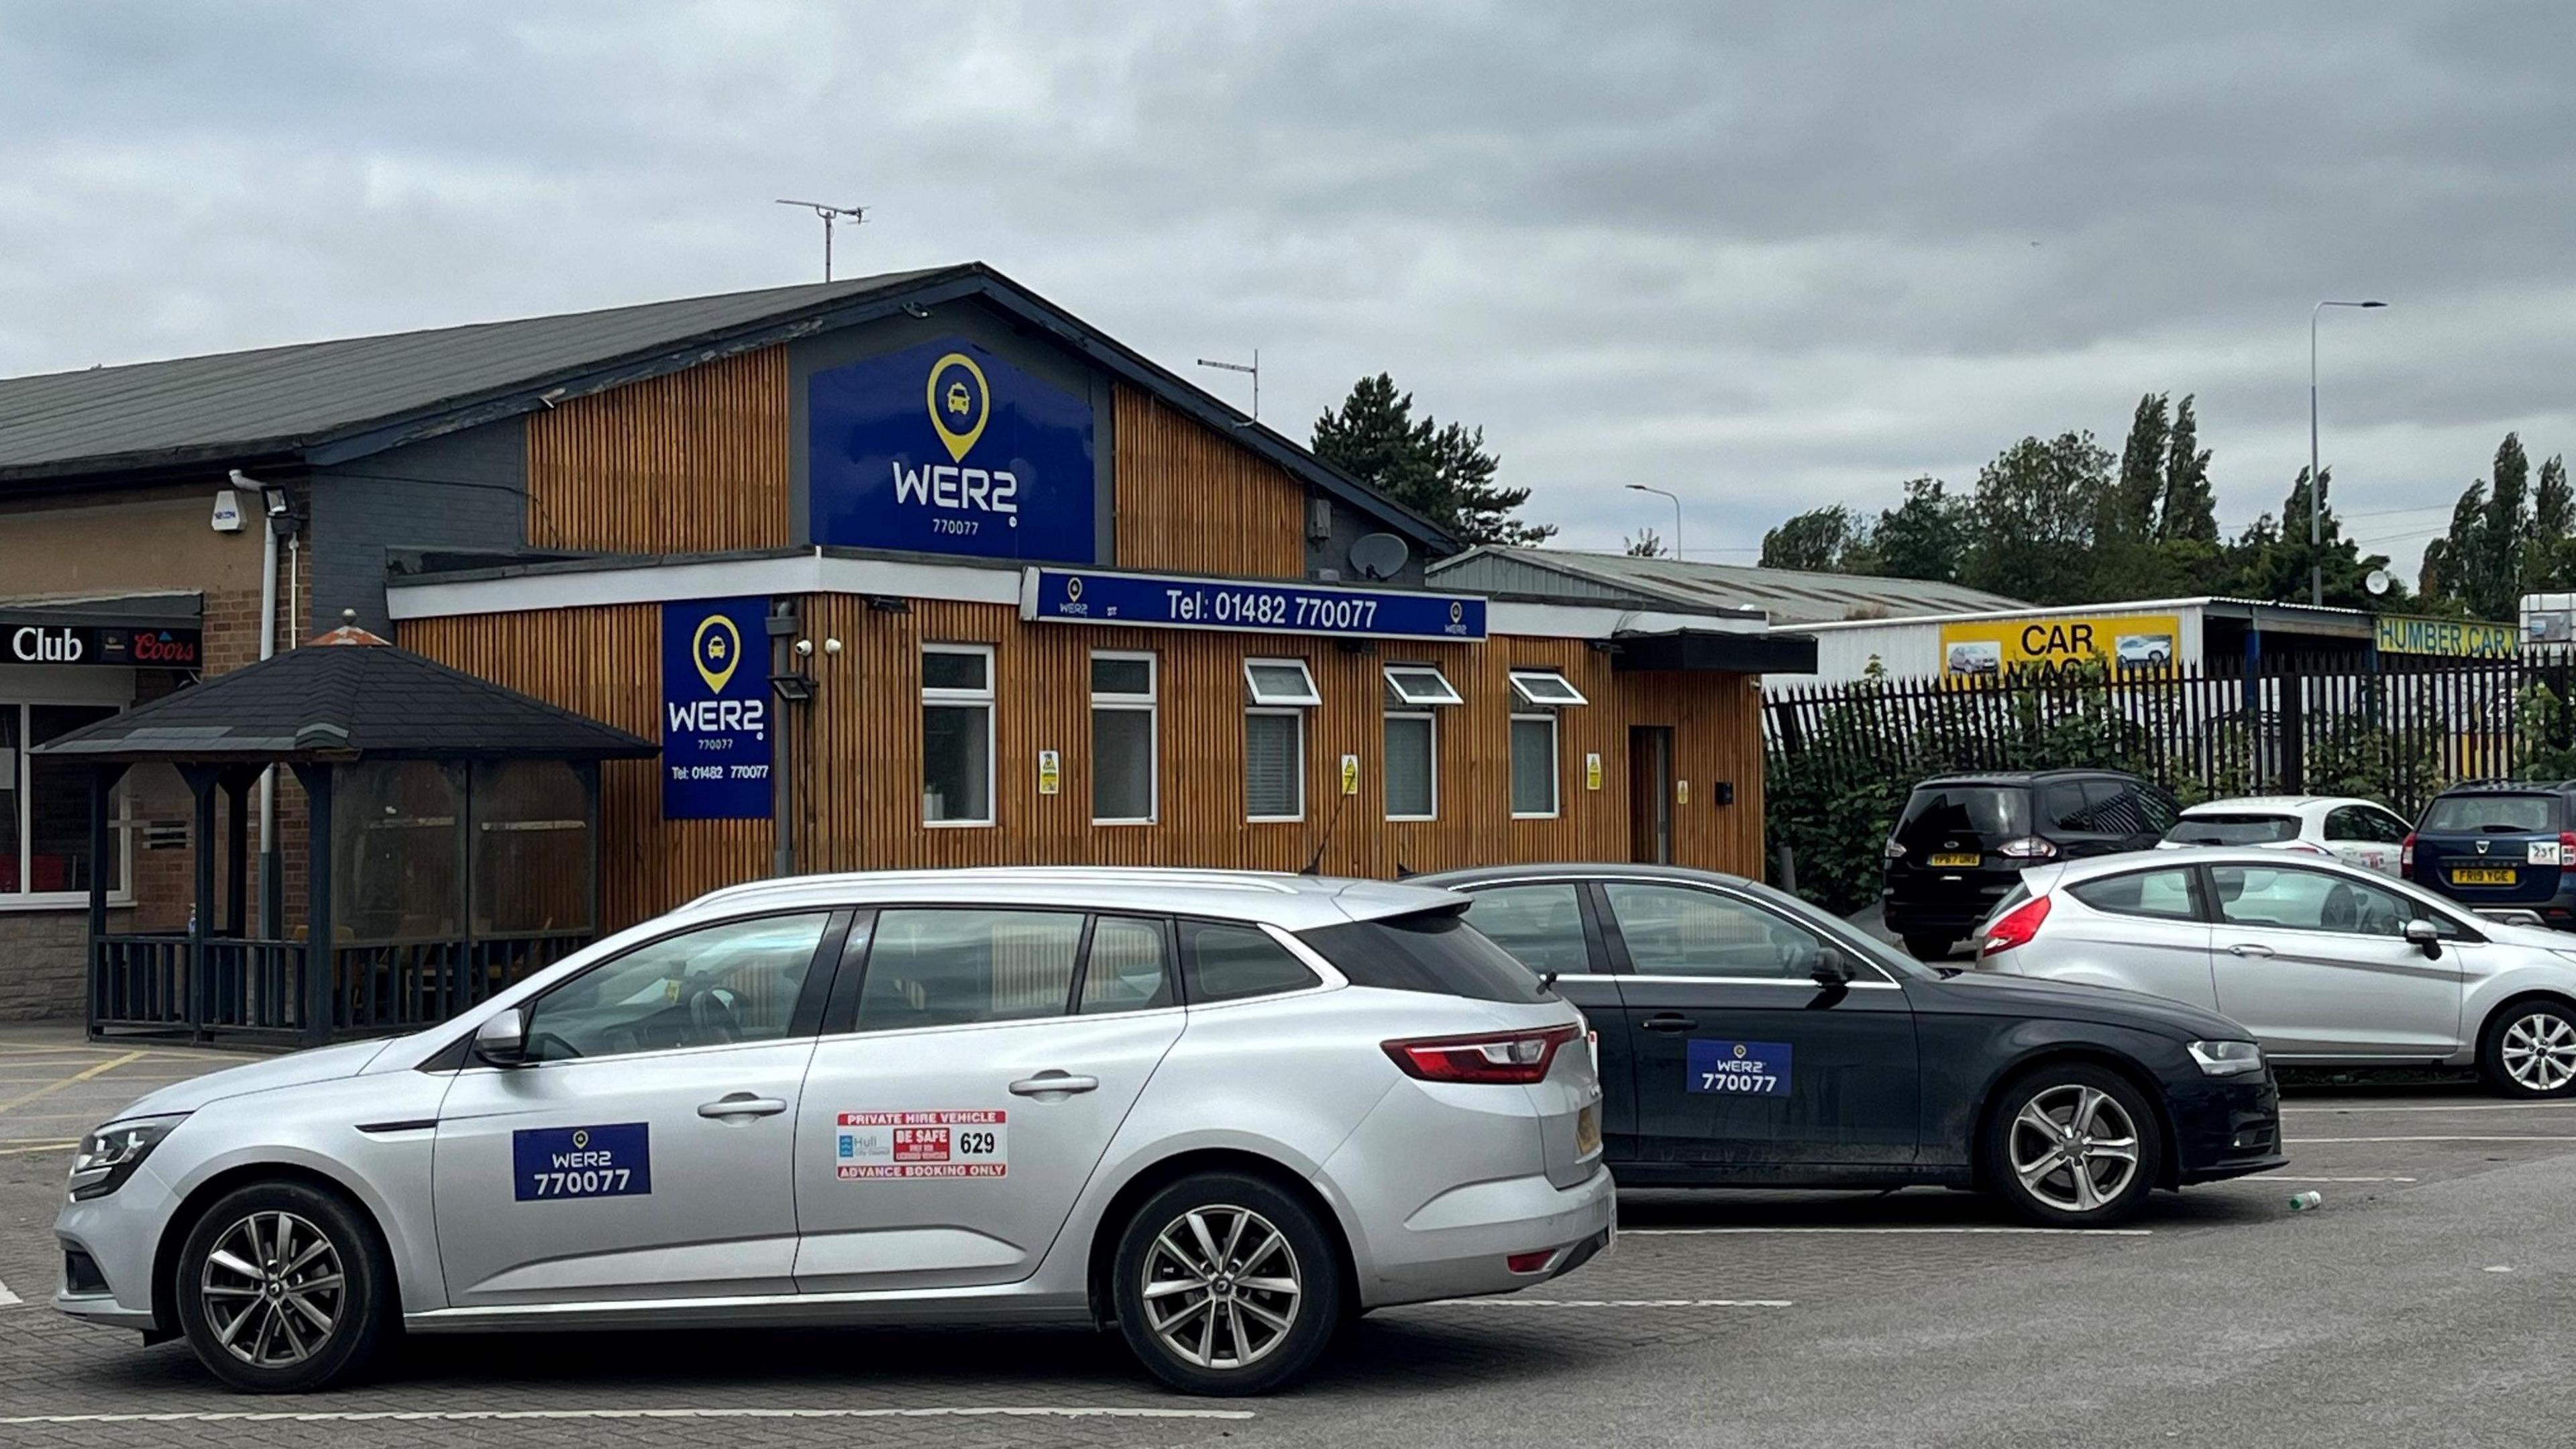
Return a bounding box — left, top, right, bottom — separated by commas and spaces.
5, 1, 2572, 576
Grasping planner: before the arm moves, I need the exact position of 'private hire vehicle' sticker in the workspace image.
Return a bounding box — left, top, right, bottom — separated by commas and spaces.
1686, 1040, 1792, 1096
837, 1110, 1009, 1179
512, 1123, 652, 1201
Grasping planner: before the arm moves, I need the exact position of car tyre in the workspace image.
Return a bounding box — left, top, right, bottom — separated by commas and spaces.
1902, 934, 1953, 962
1111, 1171, 1342, 1396
1982, 1064, 2162, 1228
173, 1180, 394, 1393
2480, 999, 2576, 1098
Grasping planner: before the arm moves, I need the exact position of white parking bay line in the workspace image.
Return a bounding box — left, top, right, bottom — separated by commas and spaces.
0, 1407, 1256, 1427
1625, 1226, 2151, 1237
0, 1277, 20, 1308
2269, 1175, 2418, 1183
2284, 1135, 2576, 1144
1436, 1298, 1793, 1309
2284, 1102, 2576, 1113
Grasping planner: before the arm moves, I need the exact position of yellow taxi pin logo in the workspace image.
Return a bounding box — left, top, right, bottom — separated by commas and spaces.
1732, 1043, 1747, 1059
926, 352, 989, 464
572, 1129, 589, 1150
692, 614, 741, 695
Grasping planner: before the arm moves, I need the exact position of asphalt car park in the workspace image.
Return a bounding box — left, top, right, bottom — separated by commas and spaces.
4, 1030, 2575, 1447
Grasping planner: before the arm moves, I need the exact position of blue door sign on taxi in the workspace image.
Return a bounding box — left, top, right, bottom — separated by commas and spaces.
513, 1123, 653, 1201
1687, 1040, 1792, 1096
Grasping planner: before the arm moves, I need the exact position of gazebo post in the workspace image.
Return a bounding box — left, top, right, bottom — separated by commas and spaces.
84, 763, 127, 1040
221, 769, 255, 938
293, 762, 335, 1049
178, 765, 221, 1041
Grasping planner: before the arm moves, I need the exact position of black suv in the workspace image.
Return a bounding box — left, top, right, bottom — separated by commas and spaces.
1882, 768, 2178, 959
2406, 780, 2576, 927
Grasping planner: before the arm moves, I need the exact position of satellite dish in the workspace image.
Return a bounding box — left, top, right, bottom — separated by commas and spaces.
2365, 568, 2394, 597
1348, 532, 1410, 582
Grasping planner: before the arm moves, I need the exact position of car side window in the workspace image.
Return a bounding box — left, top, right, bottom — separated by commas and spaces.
2068, 867, 2199, 922
523, 912, 831, 1062
1079, 915, 1176, 1014
1180, 920, 1322, 1003
1461, 883, 1595, 975
855, 908, 1085, 1032
2082, 780, 2143, 834
2332, 806, 2409, 845
2208, 866, 2451, 939
2037, 782, 2092, 832
1603, 883, 1823, 980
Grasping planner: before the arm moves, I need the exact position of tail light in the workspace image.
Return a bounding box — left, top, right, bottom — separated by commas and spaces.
1996, 837, 2059, 861
2400, 833, 2414, 871
1383, 1024, 1580, 1085
2558, 830, 2575, 863
1981, 894, 2052, 955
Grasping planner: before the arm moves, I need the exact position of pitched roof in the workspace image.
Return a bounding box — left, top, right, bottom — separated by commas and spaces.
0, 262, 1458, 552
1428, 546, 2027, 626
30, 637, 655, 763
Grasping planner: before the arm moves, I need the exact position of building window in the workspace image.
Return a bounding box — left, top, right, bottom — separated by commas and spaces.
1508, 669, 1589, 708
1509, 714, 1560, 818
1243, 658, 1322, 707
1381, 665, 1454, 822
1243, 659, 1317, 823
922, 644, 994, 826
1090, 651, 1157, 824
1, 702, 129, 902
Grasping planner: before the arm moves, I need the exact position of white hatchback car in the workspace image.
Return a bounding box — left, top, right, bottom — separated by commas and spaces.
1978, 848, 2576, 1097
2158, 796, 2414, 875
55, 869, 1611, 1395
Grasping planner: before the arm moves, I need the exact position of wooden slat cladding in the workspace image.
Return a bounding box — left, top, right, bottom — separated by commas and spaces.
399, 606, 768, 929
1112, 385, 1305, 577
525, 347, 790, 553
409, 598, 1766, 929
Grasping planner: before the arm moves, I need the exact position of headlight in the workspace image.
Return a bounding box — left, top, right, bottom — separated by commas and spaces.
2186, 1040, 2265, 1077
68, 1115, 186, 1201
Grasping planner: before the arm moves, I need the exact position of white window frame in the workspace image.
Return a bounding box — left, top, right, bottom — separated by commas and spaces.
1383, 709, 1438, 822
1089, 650, 1158, 826
1243, 657, 1322, 707
920, 643, 996, 828
1244, 708, 1307, 823
1509, 711, 1561, 820
1509, 669, 1589, 708
1, 695, 138, 912
1383, 664, 1462, 708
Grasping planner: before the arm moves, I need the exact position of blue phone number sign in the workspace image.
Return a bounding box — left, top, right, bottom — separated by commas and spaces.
1023, 568, 1487, 642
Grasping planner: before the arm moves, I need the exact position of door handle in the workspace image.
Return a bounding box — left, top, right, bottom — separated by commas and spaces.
1010, 1071, 1101, 1097
2226, 943, 2276, 958
1641, 1014, 1698, 1034
697, 1093, 788, 1119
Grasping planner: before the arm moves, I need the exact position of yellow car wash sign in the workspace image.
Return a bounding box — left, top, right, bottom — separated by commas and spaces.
2374, 614, 2517, 659
1939, 614, 2182, 678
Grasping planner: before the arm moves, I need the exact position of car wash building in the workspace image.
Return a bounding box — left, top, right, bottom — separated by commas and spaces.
0, 263, 1813, 1034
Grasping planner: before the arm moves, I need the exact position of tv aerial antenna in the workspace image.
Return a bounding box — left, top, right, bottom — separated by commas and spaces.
1195, 352, 1260, 421
775, 199, 867, 281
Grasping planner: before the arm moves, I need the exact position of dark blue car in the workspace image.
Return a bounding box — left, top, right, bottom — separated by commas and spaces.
2406, 782, 2576, 928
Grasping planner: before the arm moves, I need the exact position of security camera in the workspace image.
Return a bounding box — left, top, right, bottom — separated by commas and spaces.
794, 639, 814, 657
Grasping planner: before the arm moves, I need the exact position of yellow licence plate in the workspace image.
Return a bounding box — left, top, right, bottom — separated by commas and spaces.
2452, 867, 2518, 885
1575, 1102, 1603, 1157
1929, 852, 1982, 867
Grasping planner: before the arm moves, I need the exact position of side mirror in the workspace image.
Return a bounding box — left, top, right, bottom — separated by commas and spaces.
1811, 945, 1857, 986
2402, 918, 2443, 959
472, 1006, 531, 1067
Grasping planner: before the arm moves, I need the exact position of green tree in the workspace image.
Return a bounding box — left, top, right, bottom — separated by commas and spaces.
1870, 476, 1968, 584
2218, 466, 2403, 609
1310, 373, 1555, 546
1960, 432, 2114, 604
2157, 396, 2218, 544
2422, 434, 2537, 619
2529, 455, 2575, 590
2108, 392, 2169, 543
1760, 506, 1864, 572
1623, 527, 1668, 558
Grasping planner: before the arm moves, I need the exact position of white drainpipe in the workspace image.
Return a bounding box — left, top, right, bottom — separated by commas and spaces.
229, 469, 282, 936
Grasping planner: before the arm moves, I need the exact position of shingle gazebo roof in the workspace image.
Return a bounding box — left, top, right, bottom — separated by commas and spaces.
32, 629, 655, 764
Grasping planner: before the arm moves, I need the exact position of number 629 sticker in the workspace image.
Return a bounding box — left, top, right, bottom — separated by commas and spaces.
837, 1110, 1010, 1179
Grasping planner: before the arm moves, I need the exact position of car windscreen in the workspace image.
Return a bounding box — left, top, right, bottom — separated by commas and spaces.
1297, 908, 1554, 1003
2420, 793, 2559, 834
2165, 813, 2300, 846
1895, 786, 2029, 845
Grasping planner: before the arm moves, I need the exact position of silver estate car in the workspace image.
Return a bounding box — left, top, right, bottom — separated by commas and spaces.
55, 869, 1612, 1395
1976, 848, 2576, 1097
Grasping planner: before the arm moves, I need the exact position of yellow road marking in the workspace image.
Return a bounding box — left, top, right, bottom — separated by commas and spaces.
0, 1140, 75, 1157
0, 1052, 144, 1116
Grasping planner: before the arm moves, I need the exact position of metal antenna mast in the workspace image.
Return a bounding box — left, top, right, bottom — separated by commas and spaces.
1195, 351, 1260, 421
775, 199, 867, 281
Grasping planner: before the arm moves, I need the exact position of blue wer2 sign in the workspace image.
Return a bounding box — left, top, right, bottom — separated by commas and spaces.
1023, 568, 1488, 642
808, 337, 1096, 561
662, 598, 772, 820
512, 1123, 652, 1201
1686, 1039, 1792, 1096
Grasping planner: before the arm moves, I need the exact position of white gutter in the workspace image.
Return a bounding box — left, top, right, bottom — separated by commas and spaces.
229, 469, 280, 934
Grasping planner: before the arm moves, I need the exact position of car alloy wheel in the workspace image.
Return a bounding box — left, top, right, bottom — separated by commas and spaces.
2498, 1010, 2576, 1094
199, 1210, 345, 1368
2006, 1083, 2141, 1216
1139, 1204, 1303, 1372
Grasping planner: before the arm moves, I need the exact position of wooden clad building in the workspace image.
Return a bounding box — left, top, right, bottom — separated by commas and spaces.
0, 263, 1815, 1020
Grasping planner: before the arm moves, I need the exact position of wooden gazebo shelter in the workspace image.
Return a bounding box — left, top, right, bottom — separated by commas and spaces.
34, 625, 654, 1046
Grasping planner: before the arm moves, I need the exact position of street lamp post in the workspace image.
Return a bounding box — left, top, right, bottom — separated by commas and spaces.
2311, 299, 2388, 606
1627, 483, 1684, 560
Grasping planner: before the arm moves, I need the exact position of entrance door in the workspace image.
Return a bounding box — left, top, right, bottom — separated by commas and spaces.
1629, 727, 1674, 864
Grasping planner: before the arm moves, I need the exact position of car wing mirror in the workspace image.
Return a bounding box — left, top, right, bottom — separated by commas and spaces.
2402, 918, 2443, 959
1811, 946, 1857, 986
473, 1006, 532, 1067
